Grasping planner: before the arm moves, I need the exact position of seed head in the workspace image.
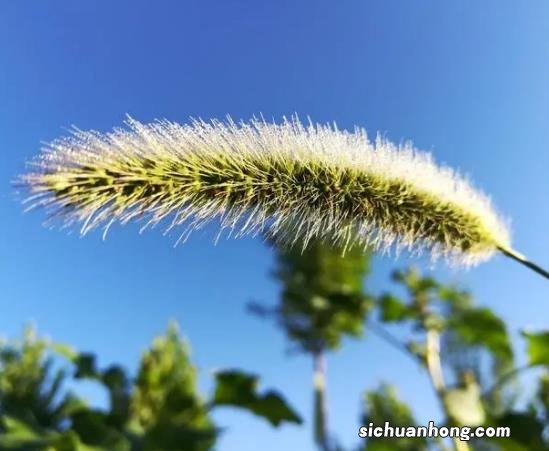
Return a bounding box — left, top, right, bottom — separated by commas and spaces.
19, 116, 510, 266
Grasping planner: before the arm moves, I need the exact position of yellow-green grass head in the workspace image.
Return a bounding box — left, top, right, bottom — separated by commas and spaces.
19, 116, 511, 267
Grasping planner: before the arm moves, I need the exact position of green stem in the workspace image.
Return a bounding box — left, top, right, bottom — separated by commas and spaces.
498, 246, 549, 279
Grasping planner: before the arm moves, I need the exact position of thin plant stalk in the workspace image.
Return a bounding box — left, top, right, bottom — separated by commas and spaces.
425, 328, 470, 451
370, 306, 474, 451
313, 351, 330, 451
497, 246, 549, 279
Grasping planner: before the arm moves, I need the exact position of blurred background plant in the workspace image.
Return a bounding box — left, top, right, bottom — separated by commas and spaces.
0, 323, 301, 450
2, 241, 549, 450
3, 244, 549, 450
249, 240, 373, 450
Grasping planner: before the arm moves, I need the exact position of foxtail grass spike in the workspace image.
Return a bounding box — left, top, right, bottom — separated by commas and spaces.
18, 116, 537, 271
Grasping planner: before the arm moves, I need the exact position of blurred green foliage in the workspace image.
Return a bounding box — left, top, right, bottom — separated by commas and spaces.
369, 267, 549, 451
377, 268, 514, 393
250, 239, 372, 451
0, 323, 301, 450
213, 370, 302, 427
2, 254, 549, 451
251, 240, 372, 354
360, 384, 428, 451
523, 331, 549, 367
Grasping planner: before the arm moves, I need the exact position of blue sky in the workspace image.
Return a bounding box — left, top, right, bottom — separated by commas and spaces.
1, 1, 548, 450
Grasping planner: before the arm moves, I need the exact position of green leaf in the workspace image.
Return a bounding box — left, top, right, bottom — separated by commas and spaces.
447, 307, 513, 363
523, 331, 549, 366
213, 370, 256, 405
74, 353, 100, 379
378, 294, 410, 323
50, 342, 78, 361
246, 391, 302, 427
213, 370, 302, 427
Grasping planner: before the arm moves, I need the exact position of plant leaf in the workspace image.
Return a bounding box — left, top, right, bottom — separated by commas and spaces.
523, 331, 549, 366
378, 294, 411, 323
213, 370, 302, 427
447, 307, 513, 363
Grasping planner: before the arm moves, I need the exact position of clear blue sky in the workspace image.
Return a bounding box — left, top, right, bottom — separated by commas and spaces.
1, 1, 548, 450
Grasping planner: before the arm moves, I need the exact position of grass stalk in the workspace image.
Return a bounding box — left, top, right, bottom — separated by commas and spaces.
313, 350, 330, 451
497, 246, 549, 279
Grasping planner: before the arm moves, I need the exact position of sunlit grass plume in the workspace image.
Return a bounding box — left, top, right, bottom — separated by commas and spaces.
19, 116, 519, 269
